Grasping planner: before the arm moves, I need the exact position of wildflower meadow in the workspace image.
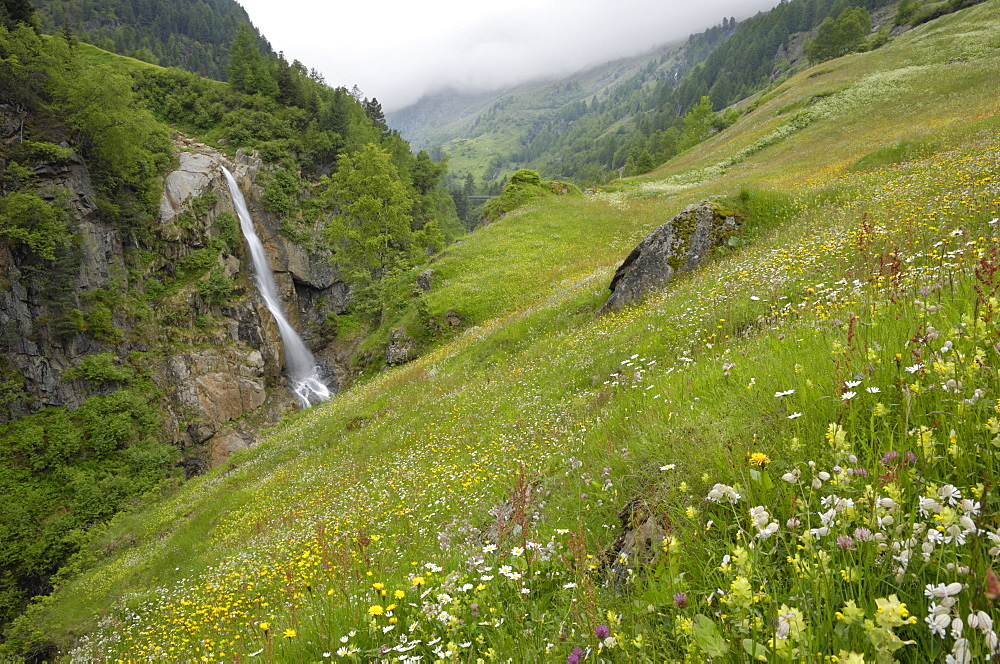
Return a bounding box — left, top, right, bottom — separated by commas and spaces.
13, 3, 1000, 662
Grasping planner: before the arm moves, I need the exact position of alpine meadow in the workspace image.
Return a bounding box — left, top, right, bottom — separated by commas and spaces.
2, 0, 1000, 663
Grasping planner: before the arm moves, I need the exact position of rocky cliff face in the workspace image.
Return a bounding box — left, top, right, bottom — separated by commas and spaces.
0, 119, 352, 469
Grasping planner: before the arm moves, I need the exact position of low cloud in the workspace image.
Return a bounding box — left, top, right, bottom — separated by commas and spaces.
241, 0, 782, 111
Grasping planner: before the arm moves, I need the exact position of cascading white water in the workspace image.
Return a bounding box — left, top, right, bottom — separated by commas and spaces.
222, 166, 331, 408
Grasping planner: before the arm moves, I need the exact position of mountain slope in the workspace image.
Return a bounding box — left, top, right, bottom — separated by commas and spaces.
0, 18, 459, 648
33, 0, 271, 80
7, 2, 1000, 661
389, 0, 901, 188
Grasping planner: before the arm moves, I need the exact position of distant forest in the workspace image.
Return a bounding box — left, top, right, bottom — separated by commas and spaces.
33, 0, 270, 80
449, 0, 902, 189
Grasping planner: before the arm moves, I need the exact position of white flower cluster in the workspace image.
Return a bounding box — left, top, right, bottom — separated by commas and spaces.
706, 483, 741, 504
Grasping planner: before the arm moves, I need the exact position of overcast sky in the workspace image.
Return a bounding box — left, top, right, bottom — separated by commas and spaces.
236, 0, 784, 112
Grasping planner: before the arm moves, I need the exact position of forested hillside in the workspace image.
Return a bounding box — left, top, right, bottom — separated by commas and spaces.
0, 1, 460, 642
397, 0, 950, 194
32, 0, 269, 80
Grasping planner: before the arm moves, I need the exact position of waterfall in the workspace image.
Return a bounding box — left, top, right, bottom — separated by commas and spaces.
222, 166, 331, 408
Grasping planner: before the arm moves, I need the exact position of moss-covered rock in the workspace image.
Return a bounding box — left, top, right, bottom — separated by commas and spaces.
597, 199, 743, 315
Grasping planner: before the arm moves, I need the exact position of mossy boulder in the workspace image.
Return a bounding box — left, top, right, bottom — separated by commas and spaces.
597, 199, 743, 315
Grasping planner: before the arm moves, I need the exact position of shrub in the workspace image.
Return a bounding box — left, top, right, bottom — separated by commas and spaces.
509, 169, 542, 187
0, 192, 68, 262
84, 303, 122, 345
197, 270, 234, 305
212, 211, 241, 253
63, 353, 133, 385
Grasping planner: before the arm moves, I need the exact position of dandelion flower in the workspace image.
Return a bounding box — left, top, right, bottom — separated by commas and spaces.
748, 452, 770, 466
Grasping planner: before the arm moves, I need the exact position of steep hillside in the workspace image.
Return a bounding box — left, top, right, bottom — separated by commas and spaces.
387, 38, 689, 162
9, 2, 1000, 661
32, 0, 270, 80
391, 0, 935, 191
0, 19, 459, 646
387, 26, 728, 188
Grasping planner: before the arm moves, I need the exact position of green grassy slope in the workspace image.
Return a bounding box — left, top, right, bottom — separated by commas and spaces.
388, 43, 685, 185
9, 4, 1000, 661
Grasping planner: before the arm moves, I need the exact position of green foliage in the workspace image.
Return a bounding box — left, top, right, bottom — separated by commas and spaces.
46, 41, 173, 239
33, 0, 266, 81
197, 270, 234, 306
21, 140, 74, 162
0, 383, 173, 632
324, 143, 415, 323
227, 24, 277, 96
679, 95, 717, 150
896, 0, 919, 24
261, 167, 299, 215
39, 237, 84, 342
0, 191, 68, 261
509, 169, 542, 187
806, 6, 872, 63
0, 0, 34, 30
63, 353, 133, 385
177, 247, 219, 276
84, 302, 121, 345
212, 210, 240, 253
126, 47, 158, 65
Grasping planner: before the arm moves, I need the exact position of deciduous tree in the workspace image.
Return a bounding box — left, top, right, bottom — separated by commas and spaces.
324, 143, 414, 322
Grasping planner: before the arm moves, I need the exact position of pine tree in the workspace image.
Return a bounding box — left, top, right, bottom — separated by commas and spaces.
0, 0, 34, 29
363, 97, 388, 134
227, 24, 277, 96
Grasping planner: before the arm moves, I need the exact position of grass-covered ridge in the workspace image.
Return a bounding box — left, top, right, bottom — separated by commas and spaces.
8, 3, 1000, 661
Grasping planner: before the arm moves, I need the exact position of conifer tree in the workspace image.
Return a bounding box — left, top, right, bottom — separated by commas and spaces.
0, 0, 34, 30
227, 24, 278, 96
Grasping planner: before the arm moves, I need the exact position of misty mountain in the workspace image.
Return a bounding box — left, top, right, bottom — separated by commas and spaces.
389, 0, 898, 188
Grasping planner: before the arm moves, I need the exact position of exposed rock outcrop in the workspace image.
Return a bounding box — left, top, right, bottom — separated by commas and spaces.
386, 328, 416, 366
0, 131, 356, 468
597, 199, 742, 316
416, 268, 434, 292
606, 501, 666, 587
